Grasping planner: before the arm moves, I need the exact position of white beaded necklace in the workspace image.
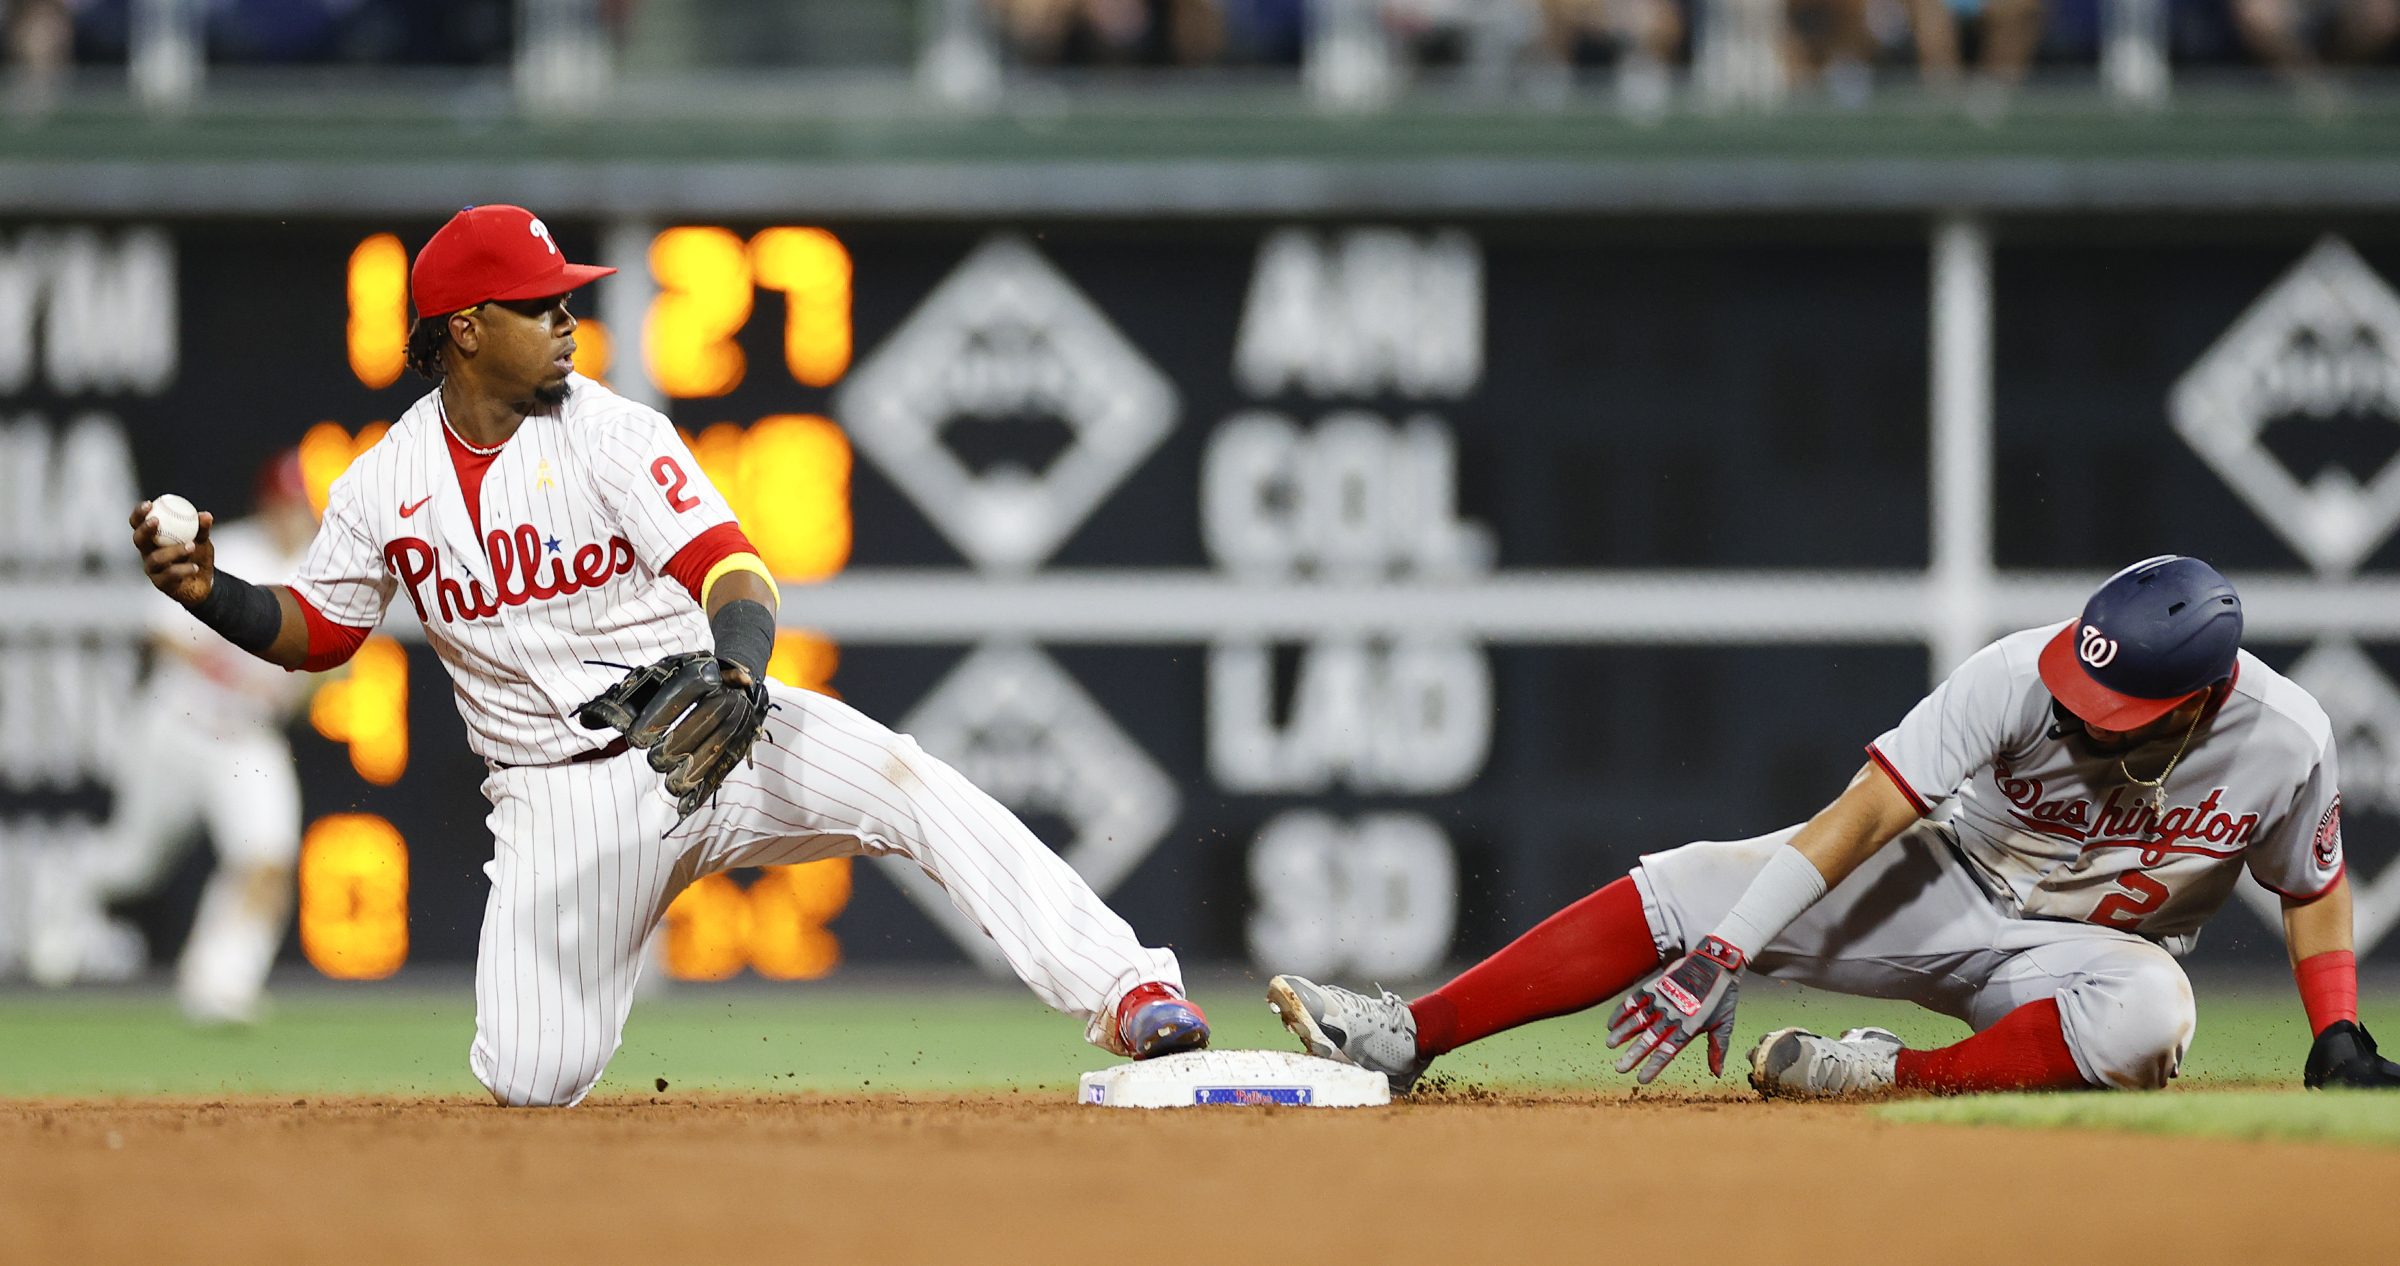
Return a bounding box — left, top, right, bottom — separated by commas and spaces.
439, 396, 506, 457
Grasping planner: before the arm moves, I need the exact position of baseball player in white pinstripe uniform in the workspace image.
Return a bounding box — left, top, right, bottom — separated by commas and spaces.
129, 205, 1210, 1106
94, 452, 318, 1023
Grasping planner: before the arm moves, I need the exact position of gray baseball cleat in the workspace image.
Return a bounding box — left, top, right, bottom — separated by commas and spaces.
1748, 1026, 1902, 1098
1267, 974, 1433, 1095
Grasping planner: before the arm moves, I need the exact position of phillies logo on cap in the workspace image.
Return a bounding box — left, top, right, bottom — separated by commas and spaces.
2078, 624, 2119, 669
410, 204, 614, 318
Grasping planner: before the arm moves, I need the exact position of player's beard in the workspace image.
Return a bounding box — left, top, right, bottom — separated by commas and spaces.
2048, 699, 2143, 756
2070, 730, 2139, 757
533, 379, 571, 407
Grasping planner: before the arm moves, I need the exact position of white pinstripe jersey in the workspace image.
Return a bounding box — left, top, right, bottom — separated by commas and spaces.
1870, 623, 2343, 943
291, 375, 738, 765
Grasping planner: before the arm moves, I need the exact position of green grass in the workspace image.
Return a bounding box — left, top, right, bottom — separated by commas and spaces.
0, 976, 1966, 1098
0, 987, 487, 1098
0, 982, 1256, 1098
1876, 1091, 2400, 1148
0, 975, 2367, 1099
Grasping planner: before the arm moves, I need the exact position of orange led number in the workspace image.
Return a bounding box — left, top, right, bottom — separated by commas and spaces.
299, 814, 409, 980
297, 420, 390, 518
748, 227, 852, 388
662, 859, 852, 982
642, 226, 852, 397
678, 415, 851, 581
571, 317, 614, 383
767, 629, 840, 697
310, 635, 408, 785
645, 226, 752, 398
346, 233, 410, 389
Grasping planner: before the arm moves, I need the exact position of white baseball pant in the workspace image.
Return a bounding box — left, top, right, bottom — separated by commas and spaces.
1633, 822, 2196, 1090
87, 699, 299, 1023
470, 680, 1184, 1107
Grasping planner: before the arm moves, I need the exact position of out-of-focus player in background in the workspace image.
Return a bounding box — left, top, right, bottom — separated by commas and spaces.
1272, 556, 2400, 1096
31, 452, 318, 1024
128, 204, 1208, 1106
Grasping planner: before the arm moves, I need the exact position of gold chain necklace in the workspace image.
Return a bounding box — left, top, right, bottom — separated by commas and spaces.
2119, 706, 2205, 815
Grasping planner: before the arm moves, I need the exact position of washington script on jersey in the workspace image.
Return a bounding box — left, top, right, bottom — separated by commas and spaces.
383, 529, 639, 624
1995, 769, 2270, 861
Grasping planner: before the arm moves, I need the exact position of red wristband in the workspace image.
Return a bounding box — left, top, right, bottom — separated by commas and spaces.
663, 522, 756, 603
2295, 950, 2359, 1037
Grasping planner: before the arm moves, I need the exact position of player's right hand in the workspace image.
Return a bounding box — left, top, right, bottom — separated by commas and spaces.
1606, 934, 1746, 1083
2305, 1020, 2400, 1088
129, 500, 216, 606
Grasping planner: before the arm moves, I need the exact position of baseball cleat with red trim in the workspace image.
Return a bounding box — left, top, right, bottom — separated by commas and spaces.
1267, 974, 1432, 1095
1748, 1026, 1901, 1098
1117, 983, 1211, 1060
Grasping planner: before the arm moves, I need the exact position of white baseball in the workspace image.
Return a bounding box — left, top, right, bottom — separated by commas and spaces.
149, 494, 201, 547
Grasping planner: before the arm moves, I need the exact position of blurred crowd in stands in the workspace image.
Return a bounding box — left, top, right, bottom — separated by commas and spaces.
0, 0, 2390, 79
5, 0, 511, 66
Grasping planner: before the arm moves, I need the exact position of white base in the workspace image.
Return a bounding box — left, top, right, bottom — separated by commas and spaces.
1078, 1049, 1390, 1108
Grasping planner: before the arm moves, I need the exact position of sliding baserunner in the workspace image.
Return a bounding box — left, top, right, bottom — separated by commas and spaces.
1270, 556, 2400, 1095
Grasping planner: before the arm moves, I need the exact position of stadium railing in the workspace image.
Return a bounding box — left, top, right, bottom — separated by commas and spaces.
5, 0, 2391, 120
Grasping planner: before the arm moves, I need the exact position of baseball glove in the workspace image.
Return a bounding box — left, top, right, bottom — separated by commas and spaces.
2305, 1020, 2400, 1089
576, 652, 772, 820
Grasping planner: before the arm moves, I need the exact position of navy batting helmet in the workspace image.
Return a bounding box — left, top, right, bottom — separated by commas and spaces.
2037, 555, 2243, 731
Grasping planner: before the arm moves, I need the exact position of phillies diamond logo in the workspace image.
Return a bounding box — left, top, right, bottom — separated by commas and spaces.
2173, 237, 2400, 576
836, 234, 1178, 573
875, 642, 1180, 970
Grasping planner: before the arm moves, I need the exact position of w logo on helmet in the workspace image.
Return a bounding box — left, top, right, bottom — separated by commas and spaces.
528, 218, 559, 255
2079, 625, 2120, 668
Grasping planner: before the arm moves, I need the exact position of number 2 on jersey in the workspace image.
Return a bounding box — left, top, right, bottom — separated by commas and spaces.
651, 456, 700, 512
2092, 871, 2169, 929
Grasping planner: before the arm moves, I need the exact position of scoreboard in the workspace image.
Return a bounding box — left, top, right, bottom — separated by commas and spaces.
2, 213, 2397, 982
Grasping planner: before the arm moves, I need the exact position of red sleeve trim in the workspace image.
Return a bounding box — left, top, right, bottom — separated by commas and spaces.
662, 521, 758, 604
2296, 949, 2360, 1036
1865, 744, 1930, 817
2254, 858, 2346, 904
291, 587, 373, 673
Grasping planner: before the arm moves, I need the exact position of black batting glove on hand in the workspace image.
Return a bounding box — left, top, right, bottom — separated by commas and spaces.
2305, 1020, 2400, 1089
1607, 934, 1746, 1083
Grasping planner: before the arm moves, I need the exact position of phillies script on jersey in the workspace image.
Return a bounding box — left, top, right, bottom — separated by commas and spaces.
290, 374, 744, 767
383, 530, 638, 623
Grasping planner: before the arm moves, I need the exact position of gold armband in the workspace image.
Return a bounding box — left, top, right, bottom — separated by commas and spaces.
701, 552, 781, 611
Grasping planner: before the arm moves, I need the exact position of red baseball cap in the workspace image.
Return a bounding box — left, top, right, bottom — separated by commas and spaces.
255, 447, 307, 509
411, 205, 614, 318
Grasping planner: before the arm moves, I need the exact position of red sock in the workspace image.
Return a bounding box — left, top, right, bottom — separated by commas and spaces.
2295, 950, 2359, 1036
1408, 877, 1660, 1058
1894, 998, 2091, 1093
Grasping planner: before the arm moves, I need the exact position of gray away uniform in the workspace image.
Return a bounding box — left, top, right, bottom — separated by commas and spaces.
1632, 622, 2344, 1089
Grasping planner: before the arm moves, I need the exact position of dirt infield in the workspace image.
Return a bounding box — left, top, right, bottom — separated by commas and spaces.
3, 1091, 2387, 1265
